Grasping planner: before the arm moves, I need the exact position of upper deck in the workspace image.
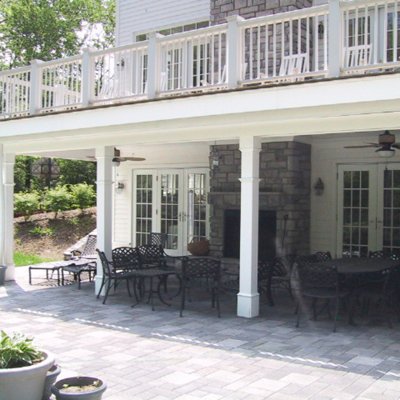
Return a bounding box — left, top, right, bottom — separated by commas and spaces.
0, 0, 399, 124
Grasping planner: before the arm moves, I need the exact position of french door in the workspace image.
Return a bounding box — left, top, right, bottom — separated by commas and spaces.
133, 168, 209, 255
337, 164, 400, 257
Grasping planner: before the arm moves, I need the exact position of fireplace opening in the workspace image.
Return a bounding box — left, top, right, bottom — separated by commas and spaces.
223, 209, 276, 260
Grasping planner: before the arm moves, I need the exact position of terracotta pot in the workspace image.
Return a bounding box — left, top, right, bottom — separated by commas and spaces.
0, 351, 55, 400
51, 376, 107, 400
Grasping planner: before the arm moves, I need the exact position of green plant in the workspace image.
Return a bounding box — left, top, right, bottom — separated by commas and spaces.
42, 185, 72, 218
0, 331, 43, 369
29, 226, 54, 236
70, 183, 96, 212
14, 191, 41, 220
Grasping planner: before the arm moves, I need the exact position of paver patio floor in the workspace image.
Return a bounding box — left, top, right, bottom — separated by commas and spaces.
1, 267, 400, 399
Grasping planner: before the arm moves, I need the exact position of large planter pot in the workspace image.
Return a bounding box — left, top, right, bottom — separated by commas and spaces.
0, 351, 55, 400
42, 363, 61, 400
52, 376, 107, 400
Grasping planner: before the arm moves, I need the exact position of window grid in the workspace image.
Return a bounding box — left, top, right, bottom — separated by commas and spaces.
135, 174, 153, 246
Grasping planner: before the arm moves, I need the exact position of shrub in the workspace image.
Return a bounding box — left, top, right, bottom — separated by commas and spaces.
14, 191, 41, 221
70, 183, 96, 211
0, 331, 43, 369
42, 185, 72, 218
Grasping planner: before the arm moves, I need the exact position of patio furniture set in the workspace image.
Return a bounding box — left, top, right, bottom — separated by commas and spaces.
96, 233, 222, 317
28, 232, 400, 329
28, 234, 97, 288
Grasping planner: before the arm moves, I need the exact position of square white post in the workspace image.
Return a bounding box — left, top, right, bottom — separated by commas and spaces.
81, 48, 94, 107
2, 152, 15, 281
227, 15, 245, 89
328, 0, 342, 77
237, 136, 261, 318
95, 146, 114, 295
147, 33, 163, 99
29, 60, 44, 115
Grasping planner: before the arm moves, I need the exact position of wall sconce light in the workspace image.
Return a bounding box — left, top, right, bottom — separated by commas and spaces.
210, 146, 220, 170
116, 181, 125, 193
314, 178, 324, 196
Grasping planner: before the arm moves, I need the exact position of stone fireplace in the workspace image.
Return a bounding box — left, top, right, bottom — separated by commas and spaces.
208, 141, 311, 259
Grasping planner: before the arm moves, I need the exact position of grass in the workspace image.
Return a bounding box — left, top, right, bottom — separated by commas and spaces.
14, 251, 54, 267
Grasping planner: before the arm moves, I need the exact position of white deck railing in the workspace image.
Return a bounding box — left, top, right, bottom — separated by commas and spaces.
1, 0, 399, 120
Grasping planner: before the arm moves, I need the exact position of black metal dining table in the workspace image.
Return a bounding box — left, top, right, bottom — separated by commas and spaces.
315, 257, 400, 274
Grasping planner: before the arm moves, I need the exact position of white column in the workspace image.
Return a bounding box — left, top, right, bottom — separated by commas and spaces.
147, 33, 163, 99
81, 48, 93, 107
95, 146, 114, 295
237, 136, 261, 318
29, 60, 43, 115
227, 15, 245, 89
328, 0, 342, 78
3, 153, 15, 280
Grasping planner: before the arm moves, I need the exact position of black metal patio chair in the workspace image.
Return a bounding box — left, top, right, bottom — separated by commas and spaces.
96, 249, 139, 304
180, 257, 222, 317
295, 260, 350, 332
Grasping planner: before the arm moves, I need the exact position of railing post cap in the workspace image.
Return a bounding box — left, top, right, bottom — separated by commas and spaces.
82, 47, 95, 54
226, 15, 245, 23
30, 59, 44, 66
149, 32, 164, 40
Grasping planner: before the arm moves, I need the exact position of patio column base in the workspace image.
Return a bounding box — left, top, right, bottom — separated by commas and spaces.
95, 275, 105, 296
237, 292, 260, 318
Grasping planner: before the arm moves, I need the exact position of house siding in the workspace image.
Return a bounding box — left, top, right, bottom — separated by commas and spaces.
116, 0, 211, 45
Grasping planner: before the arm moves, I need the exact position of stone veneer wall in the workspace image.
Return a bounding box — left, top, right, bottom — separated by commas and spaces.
211, 0, 313, 25
208, 141, 311, 258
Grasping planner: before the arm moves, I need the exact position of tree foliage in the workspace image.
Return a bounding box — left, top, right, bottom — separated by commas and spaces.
0, 0, 115, 69
56, 159, 96, 187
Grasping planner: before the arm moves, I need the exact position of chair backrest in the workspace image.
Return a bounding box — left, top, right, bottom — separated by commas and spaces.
279, 53, 309, 78
112, 247, 140, 270
149, 232, 168, 248
344, 44, 372, 69
136, 244, 164, 266
96, 249, 112, 277
182, 257, 221, 281
296, 261, 338, 290
80, 234, 97, 258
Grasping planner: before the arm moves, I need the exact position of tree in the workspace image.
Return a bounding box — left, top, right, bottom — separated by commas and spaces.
0, 0, 115, 69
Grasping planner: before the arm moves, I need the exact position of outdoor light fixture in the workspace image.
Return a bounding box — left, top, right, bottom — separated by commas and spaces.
115, 181, 125, 193
314, 177, 324, 196
112, 158, 121, 167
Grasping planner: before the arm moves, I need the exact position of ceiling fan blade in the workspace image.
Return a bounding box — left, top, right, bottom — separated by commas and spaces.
344, 144, 378, 148
118, 157, 146, 162
392, 143, 400, 149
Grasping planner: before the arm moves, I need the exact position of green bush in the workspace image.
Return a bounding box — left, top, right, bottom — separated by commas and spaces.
14, 191, 41, 220
29, 226, 54, 236
42, 185, 72, 218
70, 183, 96, 211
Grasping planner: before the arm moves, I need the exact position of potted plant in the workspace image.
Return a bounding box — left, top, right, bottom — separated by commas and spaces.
0, 330, 55, 400
43, 363, 61, 400
52, 376, 107, 399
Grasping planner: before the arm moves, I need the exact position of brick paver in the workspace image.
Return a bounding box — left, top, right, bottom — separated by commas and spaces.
1, 267, 400, 399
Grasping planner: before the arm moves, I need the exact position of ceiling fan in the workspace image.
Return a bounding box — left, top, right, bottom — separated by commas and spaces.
344, 131, 400, 158
87, 148, 146, 164
112, 148, 145, 163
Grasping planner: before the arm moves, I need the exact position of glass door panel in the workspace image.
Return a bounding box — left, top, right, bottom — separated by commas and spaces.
186, 171, 208, 245
160, 172, 182, 253
338, 165, 375, 257
379, 165, 400, 253
134, 173, 154, 246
